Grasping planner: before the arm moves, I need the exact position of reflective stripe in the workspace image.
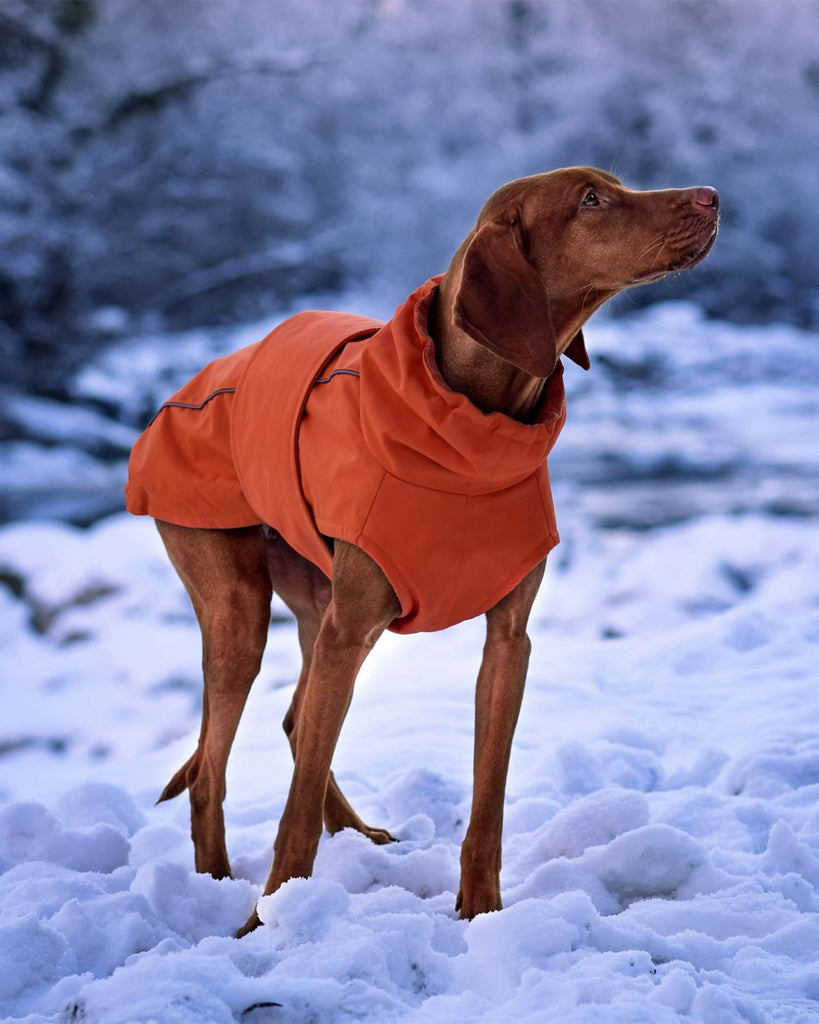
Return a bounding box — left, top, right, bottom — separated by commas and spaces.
314, 369, 360, 385
148, 387, 236, 426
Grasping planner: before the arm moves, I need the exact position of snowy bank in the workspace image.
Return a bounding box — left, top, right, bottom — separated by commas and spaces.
2, 305, 819, 1022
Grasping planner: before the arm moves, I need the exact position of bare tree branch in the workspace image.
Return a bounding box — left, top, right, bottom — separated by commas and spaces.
100, 51, 317, 132
144, 225, 363, 313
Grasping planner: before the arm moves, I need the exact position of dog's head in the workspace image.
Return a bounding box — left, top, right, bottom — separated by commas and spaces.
449, 167, 719, 377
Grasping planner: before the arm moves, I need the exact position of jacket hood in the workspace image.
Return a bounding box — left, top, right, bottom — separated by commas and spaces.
358, 277, 566, 495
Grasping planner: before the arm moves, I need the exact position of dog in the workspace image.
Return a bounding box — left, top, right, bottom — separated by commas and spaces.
125, 167, 719, 935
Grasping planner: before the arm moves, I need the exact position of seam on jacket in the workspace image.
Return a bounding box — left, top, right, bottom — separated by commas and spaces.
148, 387, 236, 426
535, 473, 560, 549
355, 469, 389, 551
352, 470, 416, 623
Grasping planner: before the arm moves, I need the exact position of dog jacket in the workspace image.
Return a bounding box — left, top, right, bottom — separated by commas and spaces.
126, 277, 567, 633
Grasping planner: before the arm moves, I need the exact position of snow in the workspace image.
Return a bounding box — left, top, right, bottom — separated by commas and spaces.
2, 303, 819, 1022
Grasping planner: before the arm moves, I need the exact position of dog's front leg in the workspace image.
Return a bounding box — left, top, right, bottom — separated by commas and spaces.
238, 540, 400, 936
456, 559, 546, 920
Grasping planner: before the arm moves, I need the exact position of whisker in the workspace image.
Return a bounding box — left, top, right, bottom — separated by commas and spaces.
636, 233, 668, 262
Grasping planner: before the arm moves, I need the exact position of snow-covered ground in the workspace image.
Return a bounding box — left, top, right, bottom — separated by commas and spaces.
2, 301, 819, 1023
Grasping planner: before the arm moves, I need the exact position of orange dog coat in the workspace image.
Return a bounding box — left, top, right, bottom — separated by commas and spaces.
126, 278, 566, 633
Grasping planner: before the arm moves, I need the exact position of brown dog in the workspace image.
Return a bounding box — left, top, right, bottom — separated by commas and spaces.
132, 167, 719, 935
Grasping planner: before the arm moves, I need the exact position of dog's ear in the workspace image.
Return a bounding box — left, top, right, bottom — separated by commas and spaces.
453, 219, 558, 378
564, 329, 590, 370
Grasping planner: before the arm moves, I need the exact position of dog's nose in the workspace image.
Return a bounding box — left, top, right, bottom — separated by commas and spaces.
694, 186, 719, 210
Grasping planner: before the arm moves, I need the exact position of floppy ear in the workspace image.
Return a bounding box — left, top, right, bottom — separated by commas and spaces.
453, 219, 558, 377
564, 329, 590, 370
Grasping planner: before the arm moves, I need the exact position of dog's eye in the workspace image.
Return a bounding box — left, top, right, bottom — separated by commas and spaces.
581, 190, 600, 208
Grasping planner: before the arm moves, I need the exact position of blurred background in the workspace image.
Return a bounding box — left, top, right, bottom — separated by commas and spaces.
1, 0, 818, 524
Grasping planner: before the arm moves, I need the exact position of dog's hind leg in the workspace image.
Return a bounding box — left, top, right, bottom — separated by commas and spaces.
155, 521, 272, 879
265, 531, 394, 845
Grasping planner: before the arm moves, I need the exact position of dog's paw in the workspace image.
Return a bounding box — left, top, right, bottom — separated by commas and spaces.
455, 880, 503, 920
235, 908, 262, 938
362, 825, 396, 846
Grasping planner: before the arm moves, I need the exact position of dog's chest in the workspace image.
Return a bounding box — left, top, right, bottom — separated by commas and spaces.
297, 342, 560, 635
233, 278, 566, 634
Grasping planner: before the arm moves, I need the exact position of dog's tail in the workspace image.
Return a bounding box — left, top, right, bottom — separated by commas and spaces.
156, 750, 199, 804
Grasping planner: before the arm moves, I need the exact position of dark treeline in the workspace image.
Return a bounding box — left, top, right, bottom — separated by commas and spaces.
2, 0, 818, 397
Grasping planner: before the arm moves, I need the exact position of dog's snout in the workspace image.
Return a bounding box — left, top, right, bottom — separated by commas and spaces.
694, 186, 719, 210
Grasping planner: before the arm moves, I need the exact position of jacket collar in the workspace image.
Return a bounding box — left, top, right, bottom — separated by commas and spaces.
358, 278, 566, 494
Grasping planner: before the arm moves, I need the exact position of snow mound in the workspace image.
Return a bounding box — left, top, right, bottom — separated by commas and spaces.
3, 307, 819, 1021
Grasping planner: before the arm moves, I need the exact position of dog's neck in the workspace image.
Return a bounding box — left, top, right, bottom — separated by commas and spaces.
429, 289, 547, 422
